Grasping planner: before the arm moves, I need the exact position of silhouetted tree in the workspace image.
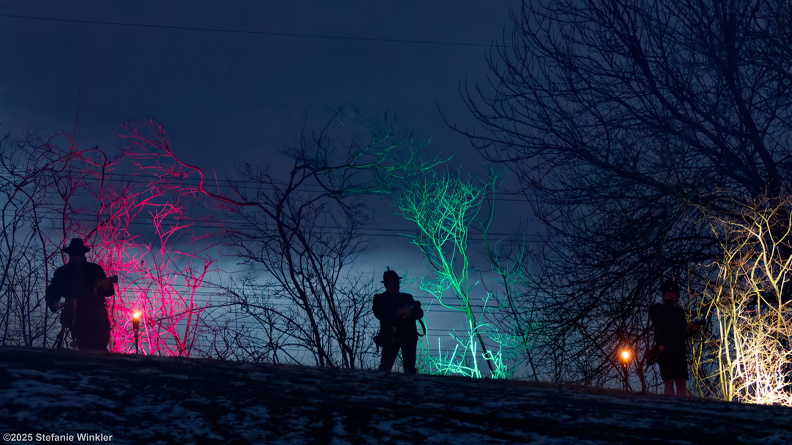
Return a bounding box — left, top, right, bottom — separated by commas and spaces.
461, 0, 792, 389
0, 133, 61, 346
194, 108, 414, 368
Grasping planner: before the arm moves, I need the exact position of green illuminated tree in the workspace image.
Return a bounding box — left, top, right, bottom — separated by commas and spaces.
393, 169, 516, 377
462, 0, 792, 389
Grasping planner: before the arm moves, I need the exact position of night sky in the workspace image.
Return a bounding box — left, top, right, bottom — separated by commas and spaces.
0, 2, 524, 311
0, 2, 514, 176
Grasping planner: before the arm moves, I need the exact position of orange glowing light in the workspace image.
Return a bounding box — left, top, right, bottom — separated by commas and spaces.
620, 349, 632, 362
132, 311, 142, 331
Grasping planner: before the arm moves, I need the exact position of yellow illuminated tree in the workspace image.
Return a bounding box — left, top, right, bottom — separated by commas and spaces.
693, 195, 792, 406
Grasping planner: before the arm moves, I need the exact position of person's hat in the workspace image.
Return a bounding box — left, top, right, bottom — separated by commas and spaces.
381, 268, 402, 283
63, 238, 90, 255
659, 279, 680, 293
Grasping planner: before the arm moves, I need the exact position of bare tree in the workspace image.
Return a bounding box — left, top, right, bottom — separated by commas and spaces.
0, 124, 223, 355
193, 108, 413, 368
482, 236, 553, 382
693, 194, 792, 404
0, 133, 58, 346
98, 122, 223, 356
200, 275, 305, 363
392, 170, 501, 376
460, 0, 792, 388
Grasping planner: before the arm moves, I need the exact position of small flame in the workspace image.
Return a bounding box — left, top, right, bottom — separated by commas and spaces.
132, 311, 141, 321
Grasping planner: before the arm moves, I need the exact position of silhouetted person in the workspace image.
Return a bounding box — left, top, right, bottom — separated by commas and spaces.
373, 269, 423, 374
648, 279, 700, 396
45, 238, 116, 351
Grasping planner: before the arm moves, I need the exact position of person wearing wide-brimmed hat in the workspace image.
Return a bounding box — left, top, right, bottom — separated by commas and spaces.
45, 238, 114, 351
372, 268, 423, 374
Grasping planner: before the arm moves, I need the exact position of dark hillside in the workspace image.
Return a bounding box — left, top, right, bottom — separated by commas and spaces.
0, 347, 789, 444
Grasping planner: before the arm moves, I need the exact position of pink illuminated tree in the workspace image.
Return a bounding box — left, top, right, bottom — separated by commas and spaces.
84, 122, 222, 355
0, 122, 222, 355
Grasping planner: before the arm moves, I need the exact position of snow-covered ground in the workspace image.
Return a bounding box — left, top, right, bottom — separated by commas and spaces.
1, 347, 790, 444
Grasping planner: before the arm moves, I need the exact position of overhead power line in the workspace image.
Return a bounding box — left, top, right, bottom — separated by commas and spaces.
0, 13, 508, 49
25, 211, 541, 242
20, 170, 537, 203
